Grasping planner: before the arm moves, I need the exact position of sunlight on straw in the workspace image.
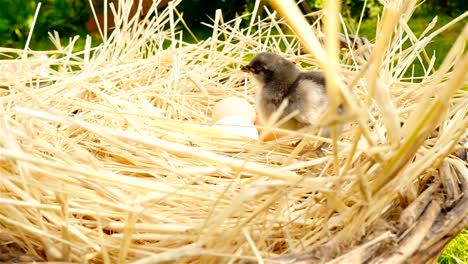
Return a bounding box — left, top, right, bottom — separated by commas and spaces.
0, 0, 466, 262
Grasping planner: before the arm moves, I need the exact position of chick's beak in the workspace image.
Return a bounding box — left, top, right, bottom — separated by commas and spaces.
241, 65, 253, 73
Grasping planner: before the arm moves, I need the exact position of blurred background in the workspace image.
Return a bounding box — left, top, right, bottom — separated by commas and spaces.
0, 0, 465, 77
0, 0, 465, 49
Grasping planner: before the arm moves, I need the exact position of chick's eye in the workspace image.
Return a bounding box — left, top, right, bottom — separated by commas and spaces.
255, 66, 268, 73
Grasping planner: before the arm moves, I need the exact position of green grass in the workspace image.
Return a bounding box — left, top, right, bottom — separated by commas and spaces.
439, 229, 468, 264
356, 13, 466, 78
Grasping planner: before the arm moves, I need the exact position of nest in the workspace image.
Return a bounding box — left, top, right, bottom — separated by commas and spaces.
0, 0, 467, 263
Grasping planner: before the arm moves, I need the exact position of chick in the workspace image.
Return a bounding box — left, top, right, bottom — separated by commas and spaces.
242, 52, 333, 131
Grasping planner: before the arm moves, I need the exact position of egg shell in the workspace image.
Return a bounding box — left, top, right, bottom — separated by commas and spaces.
212, 116, 259, 140
256, 126, 287, 141
212, 97, 256, 123
254, 117, 290, 141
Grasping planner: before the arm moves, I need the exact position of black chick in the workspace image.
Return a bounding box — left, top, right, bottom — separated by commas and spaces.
241, 52, 331, 131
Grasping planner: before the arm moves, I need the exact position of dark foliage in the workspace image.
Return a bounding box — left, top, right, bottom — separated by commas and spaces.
176, 0, 251, 25
0, 0, 464, 49
0, 0, 89, 48
419, 0, 467, 16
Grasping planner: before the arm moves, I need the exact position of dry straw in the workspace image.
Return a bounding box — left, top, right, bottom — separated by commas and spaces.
0, 0, 467, 263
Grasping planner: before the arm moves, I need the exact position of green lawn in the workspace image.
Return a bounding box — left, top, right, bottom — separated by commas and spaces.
439, 228, 468, 264
356, 13, 466, 78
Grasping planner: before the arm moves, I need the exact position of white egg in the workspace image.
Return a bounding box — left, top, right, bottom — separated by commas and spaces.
212, 97, 256, 123
212, 116, 259, 140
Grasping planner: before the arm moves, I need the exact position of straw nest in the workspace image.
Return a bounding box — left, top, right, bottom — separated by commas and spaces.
0, 0, 467, 263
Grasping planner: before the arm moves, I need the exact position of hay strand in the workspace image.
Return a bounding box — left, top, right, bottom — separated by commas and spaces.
0, 0, 467, 262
